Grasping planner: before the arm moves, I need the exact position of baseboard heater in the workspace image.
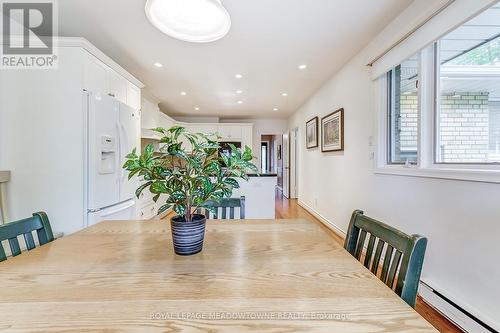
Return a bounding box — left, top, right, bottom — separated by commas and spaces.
419, 281, 498, 333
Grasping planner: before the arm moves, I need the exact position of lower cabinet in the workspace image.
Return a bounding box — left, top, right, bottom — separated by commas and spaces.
138, 202, 156, 220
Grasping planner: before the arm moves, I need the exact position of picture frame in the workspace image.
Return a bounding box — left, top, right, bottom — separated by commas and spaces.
306, 116, 319, 149
321, 108, 344, 152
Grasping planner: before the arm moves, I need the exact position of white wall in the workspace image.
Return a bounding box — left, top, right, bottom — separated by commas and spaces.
287, 38, 500, 330
0, 48, 85, 236
221, 118, 288, 172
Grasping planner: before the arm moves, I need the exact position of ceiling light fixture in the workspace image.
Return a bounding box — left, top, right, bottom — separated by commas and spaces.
298, 64, 307, 70
273, 108, 279, 111
180, 91, 187, 96
236, 90, 243, 94
195, 107, 200, 111
235, 74, 243, 79
282, 92, 288, 97
237, 100, 243, 104
145, 0, 231, 43
153, 62, 163, 68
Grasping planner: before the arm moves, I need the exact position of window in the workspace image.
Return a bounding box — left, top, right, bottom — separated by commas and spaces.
436, 10, 500, 164
387, 55, 419, 164
376, 3, 500, 182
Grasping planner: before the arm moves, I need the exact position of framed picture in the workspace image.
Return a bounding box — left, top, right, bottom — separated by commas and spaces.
306, 116, 319, 149
321, 108, 344, 152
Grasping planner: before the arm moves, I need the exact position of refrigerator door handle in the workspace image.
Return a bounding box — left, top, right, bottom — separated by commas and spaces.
100, 200, 135, 218
120, 122, 129, 179
116, 120, 122, 180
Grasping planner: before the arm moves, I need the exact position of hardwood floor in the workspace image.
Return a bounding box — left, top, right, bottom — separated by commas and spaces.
275, 193, 463, 333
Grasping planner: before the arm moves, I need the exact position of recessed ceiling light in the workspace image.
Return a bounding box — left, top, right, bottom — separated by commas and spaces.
298, 64, 307, 70
235, 74, 243, 79
153, 62, 163, 68
145, 0, 231, 43
237, 100, 243, 104
180, 91, 187, 96
273, 108, 279, 111
236, 90, 243, 94
195, 107, 200, 111
282, 92, 288, 97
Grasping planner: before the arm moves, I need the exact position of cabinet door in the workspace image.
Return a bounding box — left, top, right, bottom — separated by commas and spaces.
126, 82, 141, 110
141, 98, 159, 130
107, 69, 127, 104
190, 125, 217, 136
218, 125, 242, 140
241, 125, 253, 149
83, 54, 107, 94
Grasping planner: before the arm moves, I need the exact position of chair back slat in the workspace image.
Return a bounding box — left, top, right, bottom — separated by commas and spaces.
203, 197, 245, 220
386, 250, 402, 288
0, 245, 6, 261
354, 230, 366, 260
380, 245, 394, 282
0, 212, 54, 262
344, 209, 427, 308
24, 232, 36, 250
363, 235, 377, 268
8, 237, 21, 257
371, 240, 385, 274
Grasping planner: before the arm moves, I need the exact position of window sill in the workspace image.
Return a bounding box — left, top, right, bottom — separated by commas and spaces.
374, 165, 500, 184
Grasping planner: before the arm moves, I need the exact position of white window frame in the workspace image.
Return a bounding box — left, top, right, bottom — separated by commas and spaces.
374, 44, 500, 184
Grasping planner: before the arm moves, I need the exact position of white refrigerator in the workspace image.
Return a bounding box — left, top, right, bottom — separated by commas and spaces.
85, 92, 140, 226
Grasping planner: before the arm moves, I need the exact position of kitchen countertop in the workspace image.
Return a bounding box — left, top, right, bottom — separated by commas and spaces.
247, 173, 277, 177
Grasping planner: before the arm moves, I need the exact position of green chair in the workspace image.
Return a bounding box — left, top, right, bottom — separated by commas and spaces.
197, 196, 245, 219
0, 212, 54, 262
344, 209, 427, 308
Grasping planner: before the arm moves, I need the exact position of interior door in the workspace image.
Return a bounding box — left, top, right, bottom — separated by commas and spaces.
87, 92, 120, 210
282, 132, 290, 198
119, 102, 141, 202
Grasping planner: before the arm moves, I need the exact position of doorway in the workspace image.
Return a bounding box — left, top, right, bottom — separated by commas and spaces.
260, 134, 283, 189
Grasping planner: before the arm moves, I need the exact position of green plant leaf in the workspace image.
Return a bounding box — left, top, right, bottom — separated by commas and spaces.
158, 203, 172, 215
135, 181, 152, 199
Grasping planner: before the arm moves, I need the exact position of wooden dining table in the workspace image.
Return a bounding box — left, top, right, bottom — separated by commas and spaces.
0, 219, 437, 332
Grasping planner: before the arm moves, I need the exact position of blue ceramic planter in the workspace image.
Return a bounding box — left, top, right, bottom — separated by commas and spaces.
170, 214, 206, 255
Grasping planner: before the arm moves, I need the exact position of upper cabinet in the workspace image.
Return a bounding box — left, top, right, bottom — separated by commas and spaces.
82, 49, 141, 110
217, 125, 242, 140
107, 68, 128, 104
126, 83, 141, 111
83, 54, 107, 95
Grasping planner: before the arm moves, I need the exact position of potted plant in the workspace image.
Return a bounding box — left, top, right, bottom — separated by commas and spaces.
123, 126, 258, 255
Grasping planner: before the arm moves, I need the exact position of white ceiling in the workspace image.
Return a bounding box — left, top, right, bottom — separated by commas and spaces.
57, 0, 412, 118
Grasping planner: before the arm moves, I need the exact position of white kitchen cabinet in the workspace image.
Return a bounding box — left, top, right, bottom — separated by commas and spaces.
126, 83, 141, 111
83, 54, 107, 94
138, 202, 156, 220
83, 51, 141, 110
107, 68, 128, 104
241, 125, 253, 149
141, 101, 158, 130
217, 125, 242, 140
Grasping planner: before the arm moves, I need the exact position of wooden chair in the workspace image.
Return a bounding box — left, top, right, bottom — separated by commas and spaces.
344, 209, 427, 308
0, 212, 54, 262
197, 196, 245, 219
